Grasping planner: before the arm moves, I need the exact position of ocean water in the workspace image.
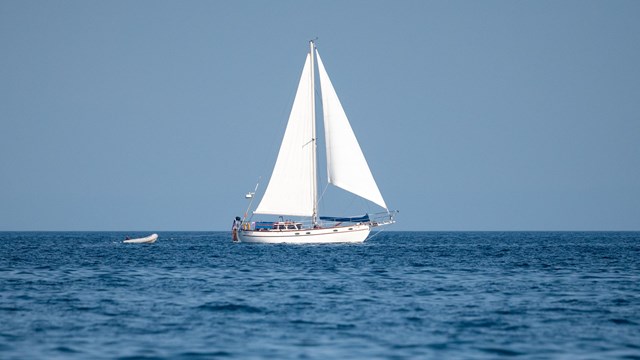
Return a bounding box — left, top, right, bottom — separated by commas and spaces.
1, 231, 639, 359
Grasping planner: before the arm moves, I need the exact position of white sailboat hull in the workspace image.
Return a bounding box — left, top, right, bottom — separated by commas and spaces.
238, 224, 370, 244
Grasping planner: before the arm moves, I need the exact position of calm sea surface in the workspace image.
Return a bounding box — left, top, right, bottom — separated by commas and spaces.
1, 231, 639, 359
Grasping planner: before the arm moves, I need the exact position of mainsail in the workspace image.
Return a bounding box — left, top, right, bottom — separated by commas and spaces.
254, 54, 315, 216
316, 50, 388, 210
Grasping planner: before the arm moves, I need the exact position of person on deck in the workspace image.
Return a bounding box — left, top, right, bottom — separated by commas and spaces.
231, 216, 241, 241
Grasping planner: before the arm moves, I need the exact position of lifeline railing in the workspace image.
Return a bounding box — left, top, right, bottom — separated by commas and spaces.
241, 210, 397, 231
368, 210, 398, 227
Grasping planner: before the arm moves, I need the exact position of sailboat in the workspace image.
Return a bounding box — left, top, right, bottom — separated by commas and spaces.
236, 41, 396, 244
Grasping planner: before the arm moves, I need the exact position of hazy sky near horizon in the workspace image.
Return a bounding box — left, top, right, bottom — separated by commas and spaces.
1, 1, 639, 231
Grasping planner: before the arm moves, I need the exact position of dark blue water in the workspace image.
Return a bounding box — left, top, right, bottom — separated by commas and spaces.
1, 232, 639, 359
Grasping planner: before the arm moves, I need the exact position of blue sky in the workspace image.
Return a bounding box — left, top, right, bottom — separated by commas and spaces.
1, 1, 639, 231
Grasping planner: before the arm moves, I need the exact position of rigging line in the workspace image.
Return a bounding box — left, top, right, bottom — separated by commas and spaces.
317, 183, 330, 210
367, 227, 387, 242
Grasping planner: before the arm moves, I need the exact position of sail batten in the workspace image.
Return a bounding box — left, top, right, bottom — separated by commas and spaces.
316, 50, 388, 210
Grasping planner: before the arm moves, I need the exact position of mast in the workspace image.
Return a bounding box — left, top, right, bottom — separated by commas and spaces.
309, 40, 318, 226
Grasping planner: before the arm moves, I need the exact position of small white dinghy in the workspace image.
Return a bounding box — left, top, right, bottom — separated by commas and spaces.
123, 233, 158, 244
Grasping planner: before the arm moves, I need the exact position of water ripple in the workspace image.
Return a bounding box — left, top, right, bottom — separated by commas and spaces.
0, 231, 639, 359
